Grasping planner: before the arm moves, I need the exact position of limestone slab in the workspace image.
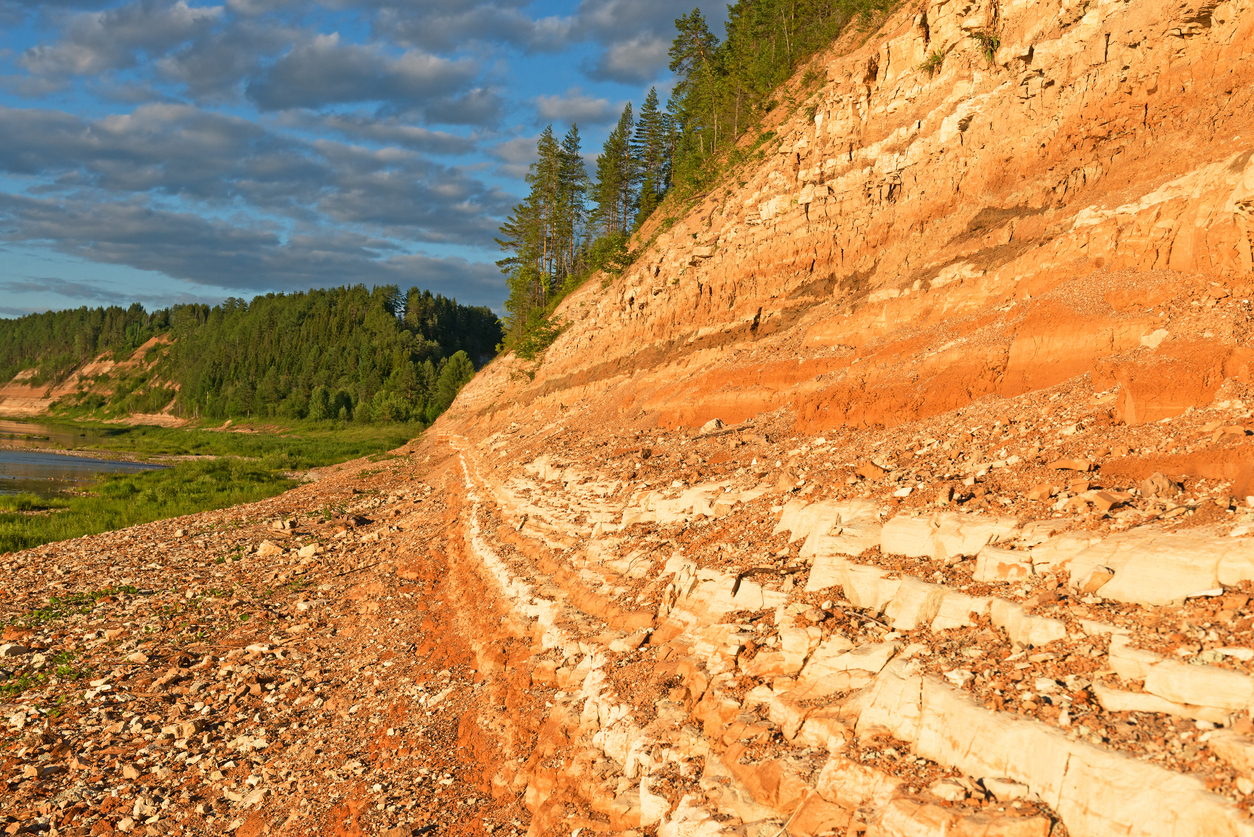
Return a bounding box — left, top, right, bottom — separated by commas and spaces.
657, 795, 728, 837
1066, 530, 1248, 607
870, 797, 1051, 837
1143, 659, 1254, 711
805, 554, 851, 593
915, 677, 1073, 810
1092, 683, 1230, 724
796, 639, 899, 699
814, 755, 902, 810
800, 499, 882, 559
1027, 531, 1105, 574
743, 624, 820, 678
1109, 634, 1161, 681
1208, 730, 1254, 777
931, 590, 993, 632
881, 512, 1018, 562
912, 676, 1254, 837
880, 516, 936, 558
842, 564, 902, 612
1109, 636, 1254, 712
853, 659, 922, 741
795, 706, 849, 752
989, 599, 1067, 648
974, 546, 1033, 583
884, 577, 946, 630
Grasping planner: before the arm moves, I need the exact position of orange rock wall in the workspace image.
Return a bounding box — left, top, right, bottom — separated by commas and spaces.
456, 0, 1254, 436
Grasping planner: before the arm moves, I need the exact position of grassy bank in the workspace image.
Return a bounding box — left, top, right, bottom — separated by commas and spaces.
33, 420, 419, 469
0, 419, 420, 555
0, 458, 295, 554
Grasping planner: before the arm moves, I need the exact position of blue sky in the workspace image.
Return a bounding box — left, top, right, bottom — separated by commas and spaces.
0, 0, 728, 316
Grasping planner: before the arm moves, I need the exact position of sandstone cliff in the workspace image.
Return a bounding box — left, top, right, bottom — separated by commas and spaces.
5, 1, 1254, 836
468, 0, 1254, 435
427, 0, 1254, 831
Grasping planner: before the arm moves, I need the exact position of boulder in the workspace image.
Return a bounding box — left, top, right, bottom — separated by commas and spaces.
796, 640, 899, 699
989, 599, 1067, 648
256, 540, 283, 557
931, 590, 993, 631
884, 577, 946, 630
1208, 730, 1254, 777
815, 755, 902, 810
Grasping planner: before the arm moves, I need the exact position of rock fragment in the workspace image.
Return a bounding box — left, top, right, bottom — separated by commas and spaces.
1048, 458, 1093, 472
1140, 472, 1180, 498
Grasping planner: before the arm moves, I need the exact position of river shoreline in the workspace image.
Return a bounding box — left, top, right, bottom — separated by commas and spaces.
0, 414, 215, 464
0, 441, 212, 464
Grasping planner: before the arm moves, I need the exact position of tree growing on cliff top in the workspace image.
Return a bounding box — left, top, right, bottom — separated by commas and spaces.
668, 0, 888, 191
632, 88, 673, 229
497, 124, 591, 341
590, 104, 637, 239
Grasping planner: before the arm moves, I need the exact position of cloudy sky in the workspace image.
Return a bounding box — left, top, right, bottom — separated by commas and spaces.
0, 0, 727, 316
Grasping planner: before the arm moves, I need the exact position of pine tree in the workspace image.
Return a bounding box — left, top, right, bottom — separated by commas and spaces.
592, 104, 636, 238
496, 198, 540, 283
632, 87, 671, 228
499, 124, 591, 337
492, 0, 887, 359
434, 351, 475, 413
527, 125, 562, 284
308, 385, 331, 421
669, 8, 720, 158
556, 124, 588, 280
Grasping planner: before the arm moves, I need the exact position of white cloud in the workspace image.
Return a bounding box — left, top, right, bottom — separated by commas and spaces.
533, 87, 618, 125
588, 33, 670, 83
20, 0, 223, 78
245, 34, 480, 111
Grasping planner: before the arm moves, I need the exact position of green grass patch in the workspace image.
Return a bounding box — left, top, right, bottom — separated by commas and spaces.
49, 650, 91, 681
0, 493, 70, 513
0, 671, 38, 699
919, 49, 945, 76
0, 458, 295, 555
0, 418, 414, 555
47, 421, 416, 469
0, 652, 92, 699
14, 586, 140, 626
969, 30, 1000, 64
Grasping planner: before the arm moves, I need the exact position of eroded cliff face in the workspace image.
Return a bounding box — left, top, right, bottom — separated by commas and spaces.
418, 0, 1254, 832
463, 0, 1254, 435
7, 2, 1254, 837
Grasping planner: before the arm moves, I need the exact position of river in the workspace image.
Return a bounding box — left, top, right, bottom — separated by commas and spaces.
0, 420, 162, 498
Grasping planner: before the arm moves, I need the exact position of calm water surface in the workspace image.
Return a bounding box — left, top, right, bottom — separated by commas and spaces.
0, 420, 161, 498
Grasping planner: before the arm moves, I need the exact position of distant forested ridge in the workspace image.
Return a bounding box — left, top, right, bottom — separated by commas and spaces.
0, 284, 502, 425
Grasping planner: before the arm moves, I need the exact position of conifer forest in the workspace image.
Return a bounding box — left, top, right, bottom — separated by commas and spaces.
0, 285, 501, 426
